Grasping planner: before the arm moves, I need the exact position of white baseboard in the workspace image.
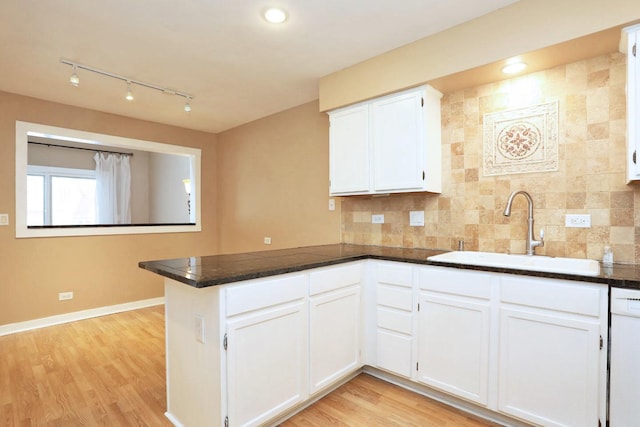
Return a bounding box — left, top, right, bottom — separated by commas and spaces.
0, 297, 165, 337
165, 412, 186, 427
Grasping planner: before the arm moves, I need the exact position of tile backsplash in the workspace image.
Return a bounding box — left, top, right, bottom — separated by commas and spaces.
341, 52, 640, 263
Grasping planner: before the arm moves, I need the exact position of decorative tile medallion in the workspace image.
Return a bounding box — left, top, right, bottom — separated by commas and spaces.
483, 101, 558, 176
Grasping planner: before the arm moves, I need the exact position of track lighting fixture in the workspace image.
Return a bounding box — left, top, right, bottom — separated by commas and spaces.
125, 81, 134, 101
60, 59, 194, 112
69, 64, 80, 87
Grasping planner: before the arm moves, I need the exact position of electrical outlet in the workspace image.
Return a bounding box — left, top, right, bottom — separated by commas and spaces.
194, 315, 205, 343
58, 291, 73, 301
410, 210, 425, 227
264, 237, 272, 245
565, 214, 591, 228
0, 214, 8, 226
328, 199, 336, 211
371, 214, 385, 224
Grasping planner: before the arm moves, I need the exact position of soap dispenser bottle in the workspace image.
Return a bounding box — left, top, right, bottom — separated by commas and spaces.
602, 246, 614, 267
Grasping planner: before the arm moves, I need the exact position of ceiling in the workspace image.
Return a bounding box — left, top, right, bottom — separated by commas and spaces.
0, 0, 520, 134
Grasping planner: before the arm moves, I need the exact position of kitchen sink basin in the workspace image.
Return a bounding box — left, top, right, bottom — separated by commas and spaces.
427, 251, 600, 277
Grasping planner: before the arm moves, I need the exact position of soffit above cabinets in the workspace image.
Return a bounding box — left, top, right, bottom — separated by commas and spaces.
428, 25, 627, 95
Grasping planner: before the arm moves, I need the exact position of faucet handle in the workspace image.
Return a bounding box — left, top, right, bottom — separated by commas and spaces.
540, 228, 544, 240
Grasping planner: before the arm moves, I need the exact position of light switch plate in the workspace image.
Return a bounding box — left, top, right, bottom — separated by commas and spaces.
371, 214, 385, 224
0, 214, 8, 226
409, 210, 425, 226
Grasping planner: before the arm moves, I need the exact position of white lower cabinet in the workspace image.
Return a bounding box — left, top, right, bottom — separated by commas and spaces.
223, 263, 362, 427
224, 274, 309, 427
375, 262, 415, 378
309, 263, 362, 393
372, 263, 608, 427
164, 260, 608, 427
497, 276, 605, 427
226, 302, 308, 426
416, 267, 492, 406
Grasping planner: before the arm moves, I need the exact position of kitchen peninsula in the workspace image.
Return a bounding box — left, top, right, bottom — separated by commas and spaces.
140, 244, 640, 427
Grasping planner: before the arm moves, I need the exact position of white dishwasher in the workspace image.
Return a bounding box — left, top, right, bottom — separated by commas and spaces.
610, 287, 640, 426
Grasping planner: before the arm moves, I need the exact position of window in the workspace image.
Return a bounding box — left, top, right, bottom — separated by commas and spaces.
27, 166, 96, 226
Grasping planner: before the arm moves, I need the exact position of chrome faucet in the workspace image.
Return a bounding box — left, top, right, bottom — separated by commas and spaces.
503, 190, 544, 256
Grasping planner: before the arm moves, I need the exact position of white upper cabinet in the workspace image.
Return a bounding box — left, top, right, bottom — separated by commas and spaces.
624, 24, 640, 182
328, 85, 442, 195
328, 104, 370, 194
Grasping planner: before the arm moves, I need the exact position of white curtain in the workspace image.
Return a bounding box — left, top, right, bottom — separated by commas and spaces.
94, 153, 131, 224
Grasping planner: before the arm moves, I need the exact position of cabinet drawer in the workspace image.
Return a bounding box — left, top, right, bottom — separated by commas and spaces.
501, 276, 602, 316
226, 274, 307, 317
377, 262, 413, 288
377, 284, 413, 311
417, 267, 492, 299
309, 263, 361, 296
377, 307, 413, 334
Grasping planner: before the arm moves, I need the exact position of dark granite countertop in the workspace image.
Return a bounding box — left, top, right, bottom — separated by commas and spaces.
139, 243, 640, 290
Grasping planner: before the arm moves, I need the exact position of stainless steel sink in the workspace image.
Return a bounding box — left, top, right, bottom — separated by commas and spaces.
427, 251, 600, 276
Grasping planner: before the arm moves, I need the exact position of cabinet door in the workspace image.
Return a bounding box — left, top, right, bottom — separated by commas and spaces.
371, 89, 424, 192
417, 292, 490, 406
329, 104, 370, 195
226, 301, 307, 427
498, 307, 600, 427
309, 285, 361, 393
626, 26, 640, 181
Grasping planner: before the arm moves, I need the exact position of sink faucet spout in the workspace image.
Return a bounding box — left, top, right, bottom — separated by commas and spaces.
503, 190, 544, 256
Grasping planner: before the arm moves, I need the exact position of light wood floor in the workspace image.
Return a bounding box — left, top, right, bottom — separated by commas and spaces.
0, 306, 499, 426
282, 374, 500, 427
0, 305, 172, 426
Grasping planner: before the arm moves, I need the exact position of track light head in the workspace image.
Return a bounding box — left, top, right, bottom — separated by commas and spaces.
69, 65, 80, 87
184, 98, 192, 112
125, 81, 134, 101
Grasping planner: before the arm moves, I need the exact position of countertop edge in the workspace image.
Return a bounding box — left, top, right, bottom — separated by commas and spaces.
139, 244, 640, 290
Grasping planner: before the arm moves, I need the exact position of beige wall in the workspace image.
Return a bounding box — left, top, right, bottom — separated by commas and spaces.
0, 91, 217, 326
319, 0, 640, 111
216, 100, 341, 254
341, 52, 640, 263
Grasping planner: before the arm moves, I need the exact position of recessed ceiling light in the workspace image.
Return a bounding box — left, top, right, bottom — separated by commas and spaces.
264, 7, 287, 24
502, 61, 527, 74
